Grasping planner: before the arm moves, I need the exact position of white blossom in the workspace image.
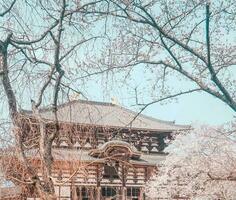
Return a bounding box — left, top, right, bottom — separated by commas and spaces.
146, 122, 236, 200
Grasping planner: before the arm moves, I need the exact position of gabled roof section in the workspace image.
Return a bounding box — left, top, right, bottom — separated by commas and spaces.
89, 140, 141, 159
23, 100, 190, 132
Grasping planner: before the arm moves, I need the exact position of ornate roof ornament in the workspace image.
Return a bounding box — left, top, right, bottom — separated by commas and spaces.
89, 140, 141, 159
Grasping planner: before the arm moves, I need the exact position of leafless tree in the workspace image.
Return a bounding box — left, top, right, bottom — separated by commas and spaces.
0, 0, 106, 199
0, 0, 235, 199
81, 0, 236, 112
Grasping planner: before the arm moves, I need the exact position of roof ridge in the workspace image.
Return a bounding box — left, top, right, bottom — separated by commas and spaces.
54, 99, 115, 109
76, 99, 114, 107
21, 99, 115, 113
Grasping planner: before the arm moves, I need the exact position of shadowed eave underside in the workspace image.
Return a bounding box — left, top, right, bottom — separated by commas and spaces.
26, 148, 167, 166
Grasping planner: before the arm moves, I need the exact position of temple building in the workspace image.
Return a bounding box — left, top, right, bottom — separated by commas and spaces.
1, 100, 189, 200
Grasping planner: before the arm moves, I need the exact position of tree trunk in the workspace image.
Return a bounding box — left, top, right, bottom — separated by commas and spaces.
0, 39, 57, 199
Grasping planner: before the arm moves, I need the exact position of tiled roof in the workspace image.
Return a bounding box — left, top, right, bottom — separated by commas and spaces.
23, 100, 190, 132
28, 148, 166, 166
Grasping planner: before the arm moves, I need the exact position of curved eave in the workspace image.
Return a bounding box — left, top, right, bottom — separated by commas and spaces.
19, 111, 191, 133
11, 148, 166, 167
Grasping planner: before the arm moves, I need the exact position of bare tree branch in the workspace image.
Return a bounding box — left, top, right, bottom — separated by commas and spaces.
128, 88, 201, 127
0, 0, 16, 17
205, 4, 236, 111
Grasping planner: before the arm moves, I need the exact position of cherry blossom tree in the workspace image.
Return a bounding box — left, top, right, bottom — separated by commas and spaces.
0, 0, 235, 199
146, 123, 236, 200
0, 0, 106, 199
82, 0, 236, 112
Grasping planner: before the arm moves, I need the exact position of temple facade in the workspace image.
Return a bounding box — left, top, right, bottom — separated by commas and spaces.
1, 100, 189, 200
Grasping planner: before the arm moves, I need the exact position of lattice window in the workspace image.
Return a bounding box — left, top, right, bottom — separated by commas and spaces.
76, 187, 89, 200
127, 187, 140, 199
101, 187, 116, 197
103, 163, 119, 180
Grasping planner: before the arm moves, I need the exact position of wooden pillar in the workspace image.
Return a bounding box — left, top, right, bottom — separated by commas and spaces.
71, 186, 78, 200
71, 178, 78, 200
89, 187, 95, 200
58, 186, 61, 200
79, 186, 82, 200
96, 164, 102, 200
121, 164, 127, 200
96, 186, 101, 200
121, 187, 127, 200
139, 188, 144, 200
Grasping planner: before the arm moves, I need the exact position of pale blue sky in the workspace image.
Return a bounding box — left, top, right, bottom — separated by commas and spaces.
79, 71, 235, 126
0, 0, 235, 127
86, 91, 235, 126
142, 92, 235, 126
74, 56, 235, 126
